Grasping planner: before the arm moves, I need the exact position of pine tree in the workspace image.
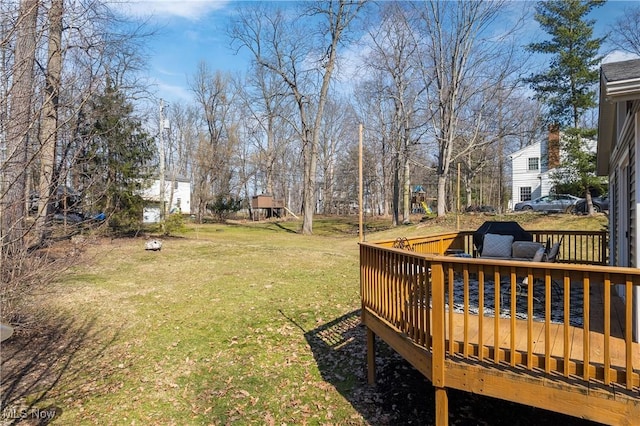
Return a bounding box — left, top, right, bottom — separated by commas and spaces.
525, 0, 606, 214
80, 82, 156, 232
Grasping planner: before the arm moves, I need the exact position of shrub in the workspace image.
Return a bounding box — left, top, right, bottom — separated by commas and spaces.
207, 195, 242, 222
163, 213, 185, 236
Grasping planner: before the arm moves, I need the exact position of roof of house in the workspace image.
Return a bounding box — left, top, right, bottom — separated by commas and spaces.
151, 175, 191, 183
597, 58, 640, 175
509, 140, 541, 160
601, 59, 640, 91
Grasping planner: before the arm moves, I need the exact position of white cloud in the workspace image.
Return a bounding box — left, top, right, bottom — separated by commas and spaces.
156, 80, 193, 102
602, 50, 640, 64
114, 0, 231, 21
155, 67, 184, 77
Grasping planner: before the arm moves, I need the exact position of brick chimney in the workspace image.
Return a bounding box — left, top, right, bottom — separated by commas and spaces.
548, 124, 560, 169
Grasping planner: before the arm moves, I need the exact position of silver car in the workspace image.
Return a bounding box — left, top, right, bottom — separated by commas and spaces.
514, 194, 581, 213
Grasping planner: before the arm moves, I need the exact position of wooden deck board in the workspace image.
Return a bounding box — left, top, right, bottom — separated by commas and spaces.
440, 295, 640, 370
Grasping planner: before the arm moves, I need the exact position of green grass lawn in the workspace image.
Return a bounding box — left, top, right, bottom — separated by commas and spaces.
1, 213, 607, 425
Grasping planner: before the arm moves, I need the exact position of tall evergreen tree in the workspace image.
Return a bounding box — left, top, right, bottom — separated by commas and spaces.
525, 0, 606, 214
526, 0, 605, 128
80, 82, 156, 232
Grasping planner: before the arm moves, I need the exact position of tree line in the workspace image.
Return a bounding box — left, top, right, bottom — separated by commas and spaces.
2, 0, 640, 257
169, 0, 543, 232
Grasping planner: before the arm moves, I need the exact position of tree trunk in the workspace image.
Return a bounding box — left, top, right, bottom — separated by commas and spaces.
437, 174, 447, 217
392, 152, 400, 226
301, 128, 316, 234
402, 157, 410, 224
36, 0, 63, 242
2, 0, 39, 253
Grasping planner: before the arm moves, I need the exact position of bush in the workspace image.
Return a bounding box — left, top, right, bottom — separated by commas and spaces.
163, 213, 185, 236
207, 195, 242, 222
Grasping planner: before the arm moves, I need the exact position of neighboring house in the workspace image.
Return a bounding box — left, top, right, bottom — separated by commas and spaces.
509, 127, 561, 209
140, 177, 191, 223
596, 57, 640, 342
509, 127, 597, 210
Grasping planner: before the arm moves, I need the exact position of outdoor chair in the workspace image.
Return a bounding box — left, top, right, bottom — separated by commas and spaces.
543, 239, 562, 263
517, 237, 563, 300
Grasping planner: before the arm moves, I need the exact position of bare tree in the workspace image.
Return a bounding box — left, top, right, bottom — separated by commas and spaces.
414, 0, 527, 217
189, 63, 239, 222
1, 0, 39, 254
234, 66, 292, 200
166, 102, 198, 178
354, 74, 394, 217
610, 5, 640, 57
318, 96, 358, 214
231, 1, 366, 234
35, 0, 63, 241
362, 2, 428, 225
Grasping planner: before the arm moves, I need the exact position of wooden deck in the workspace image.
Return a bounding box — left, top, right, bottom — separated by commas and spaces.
363, 307, 640, 425
360, 231, 640, 426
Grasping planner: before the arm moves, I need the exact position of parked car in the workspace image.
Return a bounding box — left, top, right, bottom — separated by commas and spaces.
574, 195, 609, 214
513, 194, 581, 213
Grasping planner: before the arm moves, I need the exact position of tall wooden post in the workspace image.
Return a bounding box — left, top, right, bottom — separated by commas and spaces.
359, 123, 364, 243
366, 327, 376, 384
456, 163, 461, 230
436, 388, 449, 426
431, 260, 449, 425
159, 99, 166, 222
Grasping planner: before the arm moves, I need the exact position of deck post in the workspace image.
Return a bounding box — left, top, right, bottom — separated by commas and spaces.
366, 327, 376, 385
431, 261, 446, 387
431, 261, 448, 424
435, 386, 449, 426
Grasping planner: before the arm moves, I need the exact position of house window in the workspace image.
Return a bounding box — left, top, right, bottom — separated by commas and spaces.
174, 181, 179, 189
520, 187, 532, 202
528, 157, 540, 171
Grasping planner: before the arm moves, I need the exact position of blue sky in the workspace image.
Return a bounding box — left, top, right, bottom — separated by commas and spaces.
116, 1, 640, 104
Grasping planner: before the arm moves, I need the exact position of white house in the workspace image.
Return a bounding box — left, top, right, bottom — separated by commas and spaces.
141, 177, 191, 223
510, 127, 597, 209
509, 127, 561, 209
596, 57, 640, 342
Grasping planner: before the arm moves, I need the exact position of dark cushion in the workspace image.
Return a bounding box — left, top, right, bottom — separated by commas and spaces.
511, 241, 545, 259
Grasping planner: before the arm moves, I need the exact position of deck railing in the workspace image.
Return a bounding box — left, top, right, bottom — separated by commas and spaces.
377, 229, 608, 264
360, 230, 639, 395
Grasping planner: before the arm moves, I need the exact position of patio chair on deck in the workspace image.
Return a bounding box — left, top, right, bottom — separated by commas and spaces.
473, 221, 533, 257
518, 237, 563, 299
544, 238, 562, 263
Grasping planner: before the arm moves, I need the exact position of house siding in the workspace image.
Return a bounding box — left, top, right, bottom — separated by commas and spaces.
509, 129, 585, 209
612, 169, 619, 265
141, 178, 192, 215
630, 142, 635, 268
626, 103, 639, 268
510, 143, 544, 206
599, 59, 640, 343
627, 108, 640, 342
